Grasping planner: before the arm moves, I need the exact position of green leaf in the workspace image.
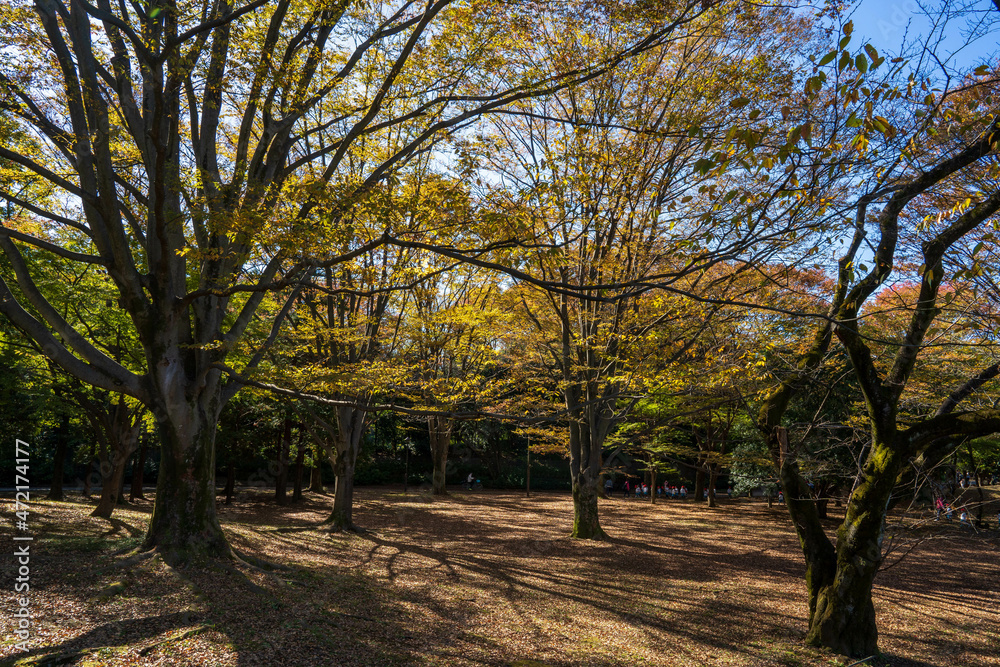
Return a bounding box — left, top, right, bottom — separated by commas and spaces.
838, 51, 852, 72
855, 54, 868, 74
730, 97, 751, 108
818, 50, 837, 67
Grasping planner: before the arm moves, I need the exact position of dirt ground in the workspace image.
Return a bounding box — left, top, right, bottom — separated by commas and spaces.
1, 487, 998, 666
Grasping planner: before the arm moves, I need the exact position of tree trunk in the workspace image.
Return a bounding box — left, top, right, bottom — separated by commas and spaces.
92, 454, 127, 518
275, 417, 291, 505
117, 460, 128, 505
694, 467, 706, 503
429, 416, 452, 495
649, 466, 657, 505
130, 433, 148, 501
292, 434, 305, 503
224, 460, 235, 505
323, 403, 367, 532
47, 416, 68, 501
526, 441, 531, 498
707, 466, 718, 508
326, 448, 357, 531
82, 442, 97, 497
142, 415, 231, 563
803, 440, 903, 657
568, 419, 607, 539
816, 497, 828, 519
309, 443, 325, 492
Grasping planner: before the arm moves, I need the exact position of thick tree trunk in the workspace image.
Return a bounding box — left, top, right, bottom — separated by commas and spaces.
327, 454, 356, 530
142, 416, 231, 563
92, 453, 127, 518
129, 434, 148, 501
804, 441, 902, 657
572, 480, 604, 538
47, 417, 68, 501
694, 467, 706, 503
429, 416, 452, 495
310, 458, 324, 492
568, 419, 607, 539
275, 418, 291, 505
707, 466, 718, 508
323, 403, 367, 532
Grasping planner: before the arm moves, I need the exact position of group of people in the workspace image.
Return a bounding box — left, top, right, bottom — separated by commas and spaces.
934, 496, 1000, 528
605, 479, 692, 499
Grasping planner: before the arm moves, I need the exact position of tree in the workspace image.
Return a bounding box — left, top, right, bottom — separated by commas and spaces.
398, 1, 828, 538
400, 253, 502, 495
756, 21, 1000, 656
0, 0, 698, 562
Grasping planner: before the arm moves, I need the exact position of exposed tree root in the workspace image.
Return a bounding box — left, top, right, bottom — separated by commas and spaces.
232, 548, 292, 572
319, 519, 365, 534
107, 548, 157, 570
6, 625, 213, 666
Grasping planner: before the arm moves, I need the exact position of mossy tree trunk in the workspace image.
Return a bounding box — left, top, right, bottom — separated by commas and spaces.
757, 165, 1000, 658
568, 412, 609, 540
142, 404, 232, 563
804, 439, 902, 656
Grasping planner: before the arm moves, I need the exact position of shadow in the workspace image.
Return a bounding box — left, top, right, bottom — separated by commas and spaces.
98, 516, 143, 538
0, 612, 200, 666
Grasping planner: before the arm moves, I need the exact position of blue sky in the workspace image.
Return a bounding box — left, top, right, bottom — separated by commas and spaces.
846, 0, 999, 71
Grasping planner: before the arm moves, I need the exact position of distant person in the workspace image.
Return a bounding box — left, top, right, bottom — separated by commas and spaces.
680, 485, 687, 499
466, 473, 474, 490
946, 504, 954, 520
778, 491, 784, 504
959, 507, 969, 525
605, 478, 614, 497
642, 483, 648, 497
935, 496, 945, 521
624, 480, 630, 498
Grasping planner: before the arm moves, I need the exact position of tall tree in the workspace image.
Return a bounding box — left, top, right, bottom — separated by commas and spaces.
756, 22, 1000, 656
428, 2, 820, 538
0, 0, 701, 562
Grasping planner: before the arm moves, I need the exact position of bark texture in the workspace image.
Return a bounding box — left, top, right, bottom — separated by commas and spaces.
429, 416, 453, 495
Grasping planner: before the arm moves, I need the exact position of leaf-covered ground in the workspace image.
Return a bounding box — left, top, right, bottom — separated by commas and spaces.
2, 487, 998, 666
